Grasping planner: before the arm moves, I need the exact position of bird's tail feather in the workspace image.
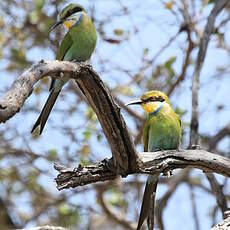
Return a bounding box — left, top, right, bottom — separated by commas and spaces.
137, 174, 159, 230
31, 90, 60, 135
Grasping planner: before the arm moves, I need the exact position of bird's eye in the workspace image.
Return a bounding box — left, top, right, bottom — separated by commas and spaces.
158, 96, 165, 102
150, 96, 165, 102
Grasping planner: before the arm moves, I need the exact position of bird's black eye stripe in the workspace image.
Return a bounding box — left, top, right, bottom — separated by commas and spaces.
65, 7, 83, 19
142, 99, 148, 103
147, 96, 165, 102
157, 96, 165, 102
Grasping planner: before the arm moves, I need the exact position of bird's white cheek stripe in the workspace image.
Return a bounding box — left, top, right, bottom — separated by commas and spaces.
64, 13, 83, 29
74, 13, 83, 26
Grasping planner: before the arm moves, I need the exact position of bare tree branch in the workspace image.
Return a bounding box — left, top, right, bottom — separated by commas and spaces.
156, 169, 189, 230
74, 66, 139, 175
0, 197, 19, 229
190, 0, 229, 146
168, 29, 194, 96
0, 61, 139, 176
205, 173, 228, 216
96, 185, 135, 230
0, 60, 81, 123
189, 184, 200, 230
55, 149, 230, 190
203, 122, 230, 151
211, 210, 230, 230
16, 226, 68, 230
188, 1, 229, 221
1, 57, 229, 229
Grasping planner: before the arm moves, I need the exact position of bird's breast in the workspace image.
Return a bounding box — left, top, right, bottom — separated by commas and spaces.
147, 108, 181, 151
65, 15, 97, 61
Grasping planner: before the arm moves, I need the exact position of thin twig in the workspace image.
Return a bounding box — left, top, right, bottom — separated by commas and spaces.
168, 30, 194, 96
96, 186, 135, 230
189, 0, 229, 146
205, 172, 228, 217
189, 184, 200, 230
156, 170, 189, 230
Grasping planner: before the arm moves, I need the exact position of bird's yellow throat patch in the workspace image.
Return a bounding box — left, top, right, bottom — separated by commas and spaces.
141, 102, 160, 114
64, 20, 75, 29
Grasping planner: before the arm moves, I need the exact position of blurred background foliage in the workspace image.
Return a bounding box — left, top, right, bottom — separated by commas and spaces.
0, 0, 229, 229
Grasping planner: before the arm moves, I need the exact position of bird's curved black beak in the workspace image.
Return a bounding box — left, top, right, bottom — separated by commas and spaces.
125, 99, 142, 106
50, 20, 63, 31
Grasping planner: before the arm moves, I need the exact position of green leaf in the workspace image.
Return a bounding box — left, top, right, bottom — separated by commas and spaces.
59, 203, 70, 215
175, 106, 187, 117
35, 0, 45, 10
83, 129, 91, 141
108, 192, 126, 208
85, 107, 97, 121
164, 56, 176, 69
79, 156, 89, 166
164, 56, 176, 78
47, 149, 57, 161
208, 0, 215, 4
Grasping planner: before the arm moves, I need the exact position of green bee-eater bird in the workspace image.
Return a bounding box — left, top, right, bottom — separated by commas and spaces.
31, 3, 97, 134
126, 90, 181, 230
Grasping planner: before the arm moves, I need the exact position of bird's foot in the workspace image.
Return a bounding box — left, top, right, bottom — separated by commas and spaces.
154, 148, 162, 152
102, 157, 117, 174
84, 60, 91, 65
163, 170, 173, 178
71, 60, 90, 64
190, 144, 201, 150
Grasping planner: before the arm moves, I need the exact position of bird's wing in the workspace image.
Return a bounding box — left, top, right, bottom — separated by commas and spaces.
176, 113, 181, 127
31, 32, 73, 134
56, 31, 73, 60
143, 118, 150, 152
49, 32, 73, 91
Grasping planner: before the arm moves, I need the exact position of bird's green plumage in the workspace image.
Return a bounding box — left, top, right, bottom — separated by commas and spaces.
32, 4, 97, 134
62, 13, 97, 61
144, 103, 181, 152
127, 90, 181, 230
52, 12, 97, 91
56, 32, 72, 61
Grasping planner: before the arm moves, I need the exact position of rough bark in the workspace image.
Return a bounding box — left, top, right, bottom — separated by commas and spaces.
55, 149, 230, 190
0, 61, 139, 176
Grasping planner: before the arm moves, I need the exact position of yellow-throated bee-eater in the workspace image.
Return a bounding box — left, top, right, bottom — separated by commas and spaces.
31, 3, 97, 134
126, 90, 181, 230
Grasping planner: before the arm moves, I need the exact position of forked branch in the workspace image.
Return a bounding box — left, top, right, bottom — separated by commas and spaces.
55, 149, 230, 190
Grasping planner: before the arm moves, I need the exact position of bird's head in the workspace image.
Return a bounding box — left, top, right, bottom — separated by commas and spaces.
51, 3, 86, 31
126, 90, 170, 114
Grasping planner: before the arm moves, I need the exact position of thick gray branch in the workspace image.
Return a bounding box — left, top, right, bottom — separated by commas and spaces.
0, 60, 138, 176
0, 60, 82, 123
55, 149, 230, 190
74, 67, 138, 175
211, 211, 230, 230
16, 226, 68, 230
139, 149, 230, 176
